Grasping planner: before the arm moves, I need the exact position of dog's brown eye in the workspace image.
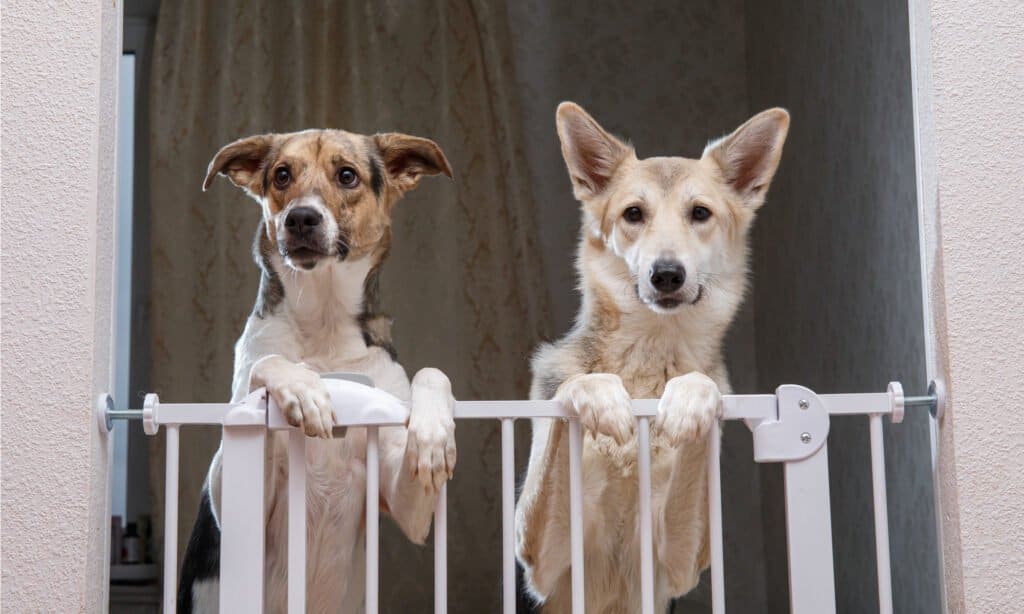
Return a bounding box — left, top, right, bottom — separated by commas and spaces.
623, 206, 644, 224
273, 167, 291, 189
691, 205, 712, 222
338, 167, 360, 188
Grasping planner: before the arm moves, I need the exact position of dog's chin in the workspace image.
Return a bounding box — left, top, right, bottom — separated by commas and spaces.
643, 296, 685, 315
639, 285, 705, 315
283, 247, 327, 271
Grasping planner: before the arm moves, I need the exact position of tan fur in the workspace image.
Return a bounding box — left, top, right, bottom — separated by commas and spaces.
516, 103, 789, 612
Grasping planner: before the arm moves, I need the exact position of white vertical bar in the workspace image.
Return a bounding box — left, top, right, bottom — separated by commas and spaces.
163, 424, 179, 614
784, 445, 837, 614
288, 430, 306, 614
567, 419, 585, 614
365, 426, 379, 614
708, 420, 725, 614
869, 414, 894, 614
501, 418, 516, 614
434, 483, 448, 614
636, 417, 655, 614
220, 424, 266, 614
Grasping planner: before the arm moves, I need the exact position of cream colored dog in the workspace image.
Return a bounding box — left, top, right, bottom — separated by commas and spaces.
516, 103, 789, 612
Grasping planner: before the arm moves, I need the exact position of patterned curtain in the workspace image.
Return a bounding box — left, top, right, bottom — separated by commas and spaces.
148, 2, 549, 610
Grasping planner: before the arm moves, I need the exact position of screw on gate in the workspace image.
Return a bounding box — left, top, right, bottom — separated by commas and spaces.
800, 432, 812, 444
799, 399, 809, 410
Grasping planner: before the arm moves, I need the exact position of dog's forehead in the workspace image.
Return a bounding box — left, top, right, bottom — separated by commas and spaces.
627, 157, 718, 200
277, 130, 372, 163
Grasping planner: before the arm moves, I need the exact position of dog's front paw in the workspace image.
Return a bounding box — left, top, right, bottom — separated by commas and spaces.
655, 372, 721, 446
406, 368, 457, 493
252, 356, 335, 438
555, 373, 635, 444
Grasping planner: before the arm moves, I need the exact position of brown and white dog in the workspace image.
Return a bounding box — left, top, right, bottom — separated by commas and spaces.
515, 103, 789, 612
178, 129, 458, 613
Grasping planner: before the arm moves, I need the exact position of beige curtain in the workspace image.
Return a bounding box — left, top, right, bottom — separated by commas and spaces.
148, 2, 549, 610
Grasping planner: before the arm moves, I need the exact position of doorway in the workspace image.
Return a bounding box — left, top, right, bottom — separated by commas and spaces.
114, 1, 941, 612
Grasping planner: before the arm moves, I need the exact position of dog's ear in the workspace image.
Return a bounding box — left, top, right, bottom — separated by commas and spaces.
373, 133, 453, 194
703, 108, 789, 209
203, 134, 275, 194
556, 102, 633, 200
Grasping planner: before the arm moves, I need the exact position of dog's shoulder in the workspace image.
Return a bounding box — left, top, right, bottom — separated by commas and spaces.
529, 332, 595, 400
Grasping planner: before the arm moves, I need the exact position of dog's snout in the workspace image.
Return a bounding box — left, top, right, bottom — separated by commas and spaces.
650, 260, 685, 293
285, 207, 323, 236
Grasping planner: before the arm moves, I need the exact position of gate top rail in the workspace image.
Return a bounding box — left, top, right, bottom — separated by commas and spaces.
98, 377, 941, 434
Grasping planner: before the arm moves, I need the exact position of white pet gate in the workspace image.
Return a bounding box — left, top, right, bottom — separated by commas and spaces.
98, 375, 943, 614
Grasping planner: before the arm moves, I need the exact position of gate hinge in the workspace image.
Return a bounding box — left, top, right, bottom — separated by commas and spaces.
749, 385, 830, 463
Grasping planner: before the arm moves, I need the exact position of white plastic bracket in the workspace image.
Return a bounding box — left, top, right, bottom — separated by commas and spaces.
266, 374, 406, 435
751, 385, 830, 463
321, 372, 374, 437
887, 381, 905, 424
143, 393, 160, 435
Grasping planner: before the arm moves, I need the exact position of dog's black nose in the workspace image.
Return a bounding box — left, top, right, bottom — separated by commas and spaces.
650, 260, 685, 293
284, 207, 323, 236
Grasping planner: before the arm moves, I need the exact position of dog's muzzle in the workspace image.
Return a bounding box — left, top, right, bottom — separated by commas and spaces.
285, 206, 322, 238
639, 259, 703, 311
648, 259, 686, 309
280, 206, 330, 269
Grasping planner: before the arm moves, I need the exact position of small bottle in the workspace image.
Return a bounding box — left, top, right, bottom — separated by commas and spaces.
110, 516, 123, 565
122, 522, 141, 564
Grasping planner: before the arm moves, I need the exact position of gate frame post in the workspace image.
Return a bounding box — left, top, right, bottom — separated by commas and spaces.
749, 385, 837, 614
219, 400, 268, 614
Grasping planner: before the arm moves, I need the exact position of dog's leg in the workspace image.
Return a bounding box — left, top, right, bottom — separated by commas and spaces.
515, 417, 570, 601
654, 373, 720, 447
515, 373, 634, 600
653, 372, 721, 596
379, 367, 456, 544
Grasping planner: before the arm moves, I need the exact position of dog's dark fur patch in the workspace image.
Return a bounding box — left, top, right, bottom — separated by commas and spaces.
358, 268, 397, 359
178, 490, 220, 614
335, 235, 351, 261
369, 156, 384, 198
359, 312, 397, 361
252, 225, 285, 318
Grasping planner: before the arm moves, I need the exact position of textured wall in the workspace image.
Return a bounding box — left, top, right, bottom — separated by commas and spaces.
744, 0, 940, 612
924, 0, 1024, 611
1, 0, 121, 611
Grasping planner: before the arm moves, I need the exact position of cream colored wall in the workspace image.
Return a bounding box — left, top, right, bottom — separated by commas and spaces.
1, 1, 121, 611
912, 0, 1024, 611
